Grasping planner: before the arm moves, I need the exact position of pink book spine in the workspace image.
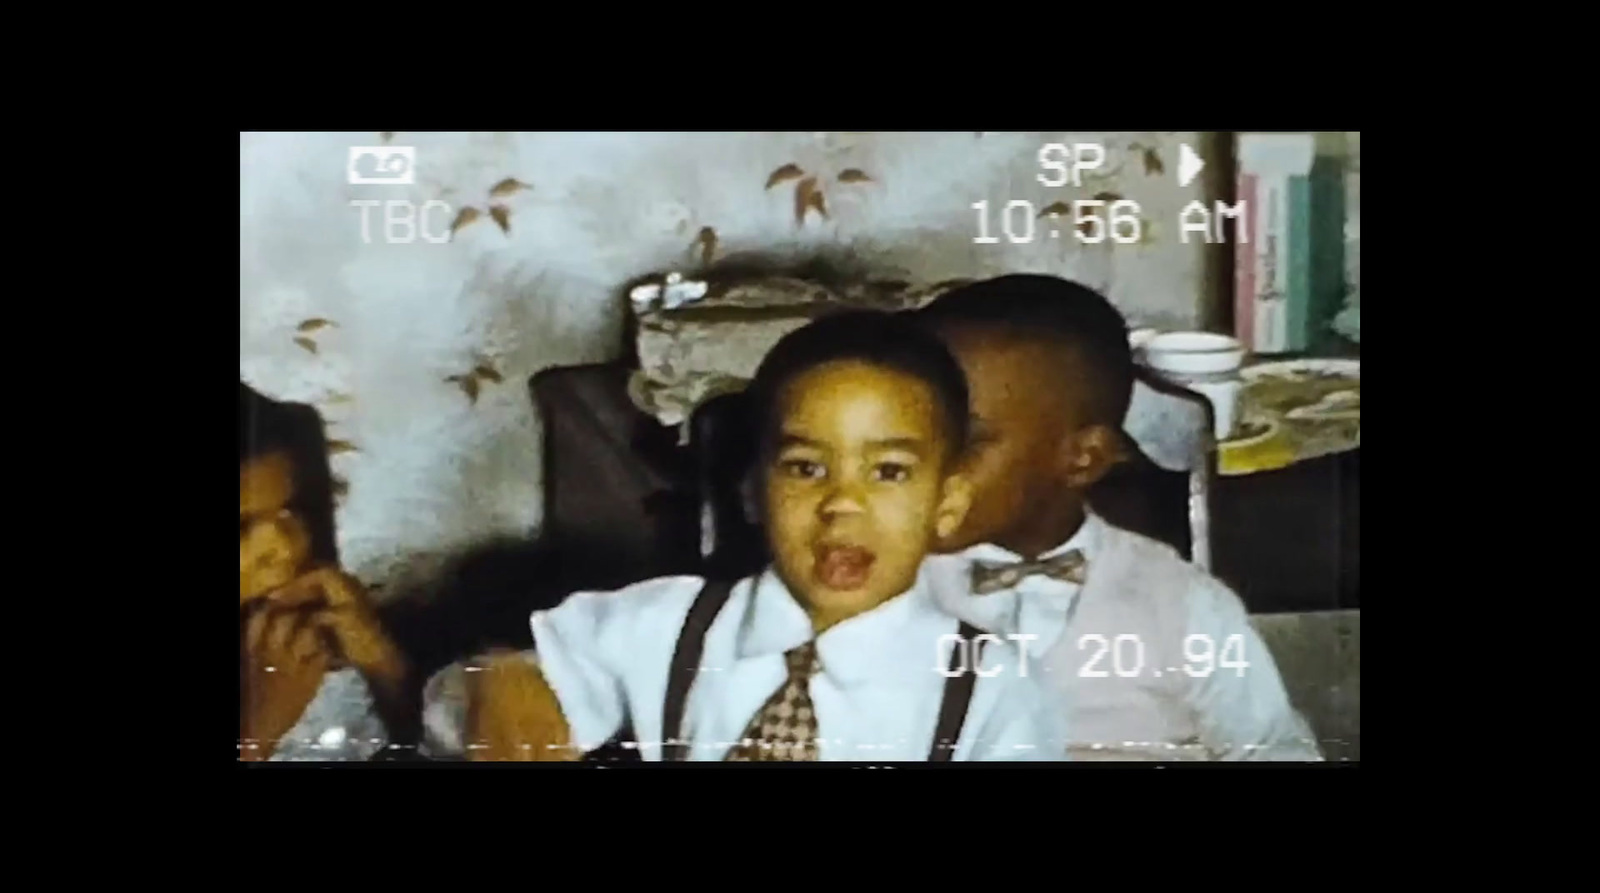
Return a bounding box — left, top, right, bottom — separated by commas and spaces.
1234, 173, 1258, 349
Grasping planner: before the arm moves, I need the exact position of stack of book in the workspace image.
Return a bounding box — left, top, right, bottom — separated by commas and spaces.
1234, 134, 1348, 355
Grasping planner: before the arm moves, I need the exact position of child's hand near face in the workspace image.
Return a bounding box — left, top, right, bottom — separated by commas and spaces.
268, 567, 407, 691
240, 566, 409, 757
464, 650, 580, 762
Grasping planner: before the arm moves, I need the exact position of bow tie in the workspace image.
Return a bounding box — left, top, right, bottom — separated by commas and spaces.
970, 549, 1088, 595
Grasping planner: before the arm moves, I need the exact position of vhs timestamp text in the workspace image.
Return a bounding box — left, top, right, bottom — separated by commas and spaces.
973, 198, 1142, 246
1078, 633, 1250, 679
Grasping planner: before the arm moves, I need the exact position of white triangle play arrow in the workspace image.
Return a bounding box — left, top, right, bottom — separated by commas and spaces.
1178, 143, 1204, 187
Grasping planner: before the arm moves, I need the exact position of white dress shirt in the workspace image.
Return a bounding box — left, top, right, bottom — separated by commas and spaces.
926, 513, 1322, 761
423, 566, 1062, 761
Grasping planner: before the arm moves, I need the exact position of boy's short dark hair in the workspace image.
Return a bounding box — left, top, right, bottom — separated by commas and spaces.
913, 274, 1134, 427
746, 309, 970, 460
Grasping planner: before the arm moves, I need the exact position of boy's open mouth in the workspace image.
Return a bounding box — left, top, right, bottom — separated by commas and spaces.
813, 543, 876, 590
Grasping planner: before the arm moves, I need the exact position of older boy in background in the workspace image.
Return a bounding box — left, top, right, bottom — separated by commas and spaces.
914, 275, 1320, 761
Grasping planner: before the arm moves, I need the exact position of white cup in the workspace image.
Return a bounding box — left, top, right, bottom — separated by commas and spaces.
1138, 332, 1247, 441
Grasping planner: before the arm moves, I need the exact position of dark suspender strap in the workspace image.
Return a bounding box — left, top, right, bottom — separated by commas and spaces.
928, 621, 985, 763
660, 578, 737, 762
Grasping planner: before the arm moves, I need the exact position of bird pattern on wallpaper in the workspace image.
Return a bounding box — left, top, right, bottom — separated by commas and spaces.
450, 177, 531, 237
763, 163, 877, 227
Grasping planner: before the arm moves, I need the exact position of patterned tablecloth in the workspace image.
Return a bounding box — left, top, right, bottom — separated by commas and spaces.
1219, 359, 1360, 477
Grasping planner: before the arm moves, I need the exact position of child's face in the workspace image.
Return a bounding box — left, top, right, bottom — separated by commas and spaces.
762, 361, 969, 629
932, 325, 1116, 552
240, 451, 313, 605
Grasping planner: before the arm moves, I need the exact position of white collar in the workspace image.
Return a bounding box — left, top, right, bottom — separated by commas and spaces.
735, 566, 942, 684
959, 510, 1106, 566
930, 512, 1106, 641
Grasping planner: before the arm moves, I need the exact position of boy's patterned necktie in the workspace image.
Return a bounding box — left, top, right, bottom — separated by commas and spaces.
970, 549, 1088, 595
724, 640, 821, 761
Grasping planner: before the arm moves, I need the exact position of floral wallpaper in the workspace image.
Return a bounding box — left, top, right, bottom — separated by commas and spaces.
239, 131, 1214, 595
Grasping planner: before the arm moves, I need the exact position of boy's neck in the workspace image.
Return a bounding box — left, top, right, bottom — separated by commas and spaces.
806, 590, 900, 635
810, 609, 847, 635
995, 500, 1087, 560
808, 603, 870, 635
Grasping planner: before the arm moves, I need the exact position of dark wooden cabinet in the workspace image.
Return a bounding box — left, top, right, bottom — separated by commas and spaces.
1212, 450, 1359, 614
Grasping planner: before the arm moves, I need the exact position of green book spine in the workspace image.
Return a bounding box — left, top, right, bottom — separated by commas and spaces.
1286, 157, 1346, 354
1287, 177, 1313, 352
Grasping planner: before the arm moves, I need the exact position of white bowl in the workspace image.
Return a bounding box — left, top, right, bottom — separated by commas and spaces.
1140, 332, 1246, 376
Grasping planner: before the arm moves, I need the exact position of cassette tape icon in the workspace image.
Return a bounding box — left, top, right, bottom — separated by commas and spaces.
347, 146, 416, 185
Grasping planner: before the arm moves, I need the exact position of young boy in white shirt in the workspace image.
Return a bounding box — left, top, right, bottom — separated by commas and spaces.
427, 310, 1060, 761
913, 275, 1322, 761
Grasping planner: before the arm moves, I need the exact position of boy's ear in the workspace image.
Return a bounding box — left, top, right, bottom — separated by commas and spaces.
1060, 424, 1124, 488
934, 471, 973, 542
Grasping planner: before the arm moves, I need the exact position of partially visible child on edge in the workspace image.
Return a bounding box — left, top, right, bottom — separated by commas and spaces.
423, 310, 1060, 761
912, 276, 1321, 761
240, 383, 409, 761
